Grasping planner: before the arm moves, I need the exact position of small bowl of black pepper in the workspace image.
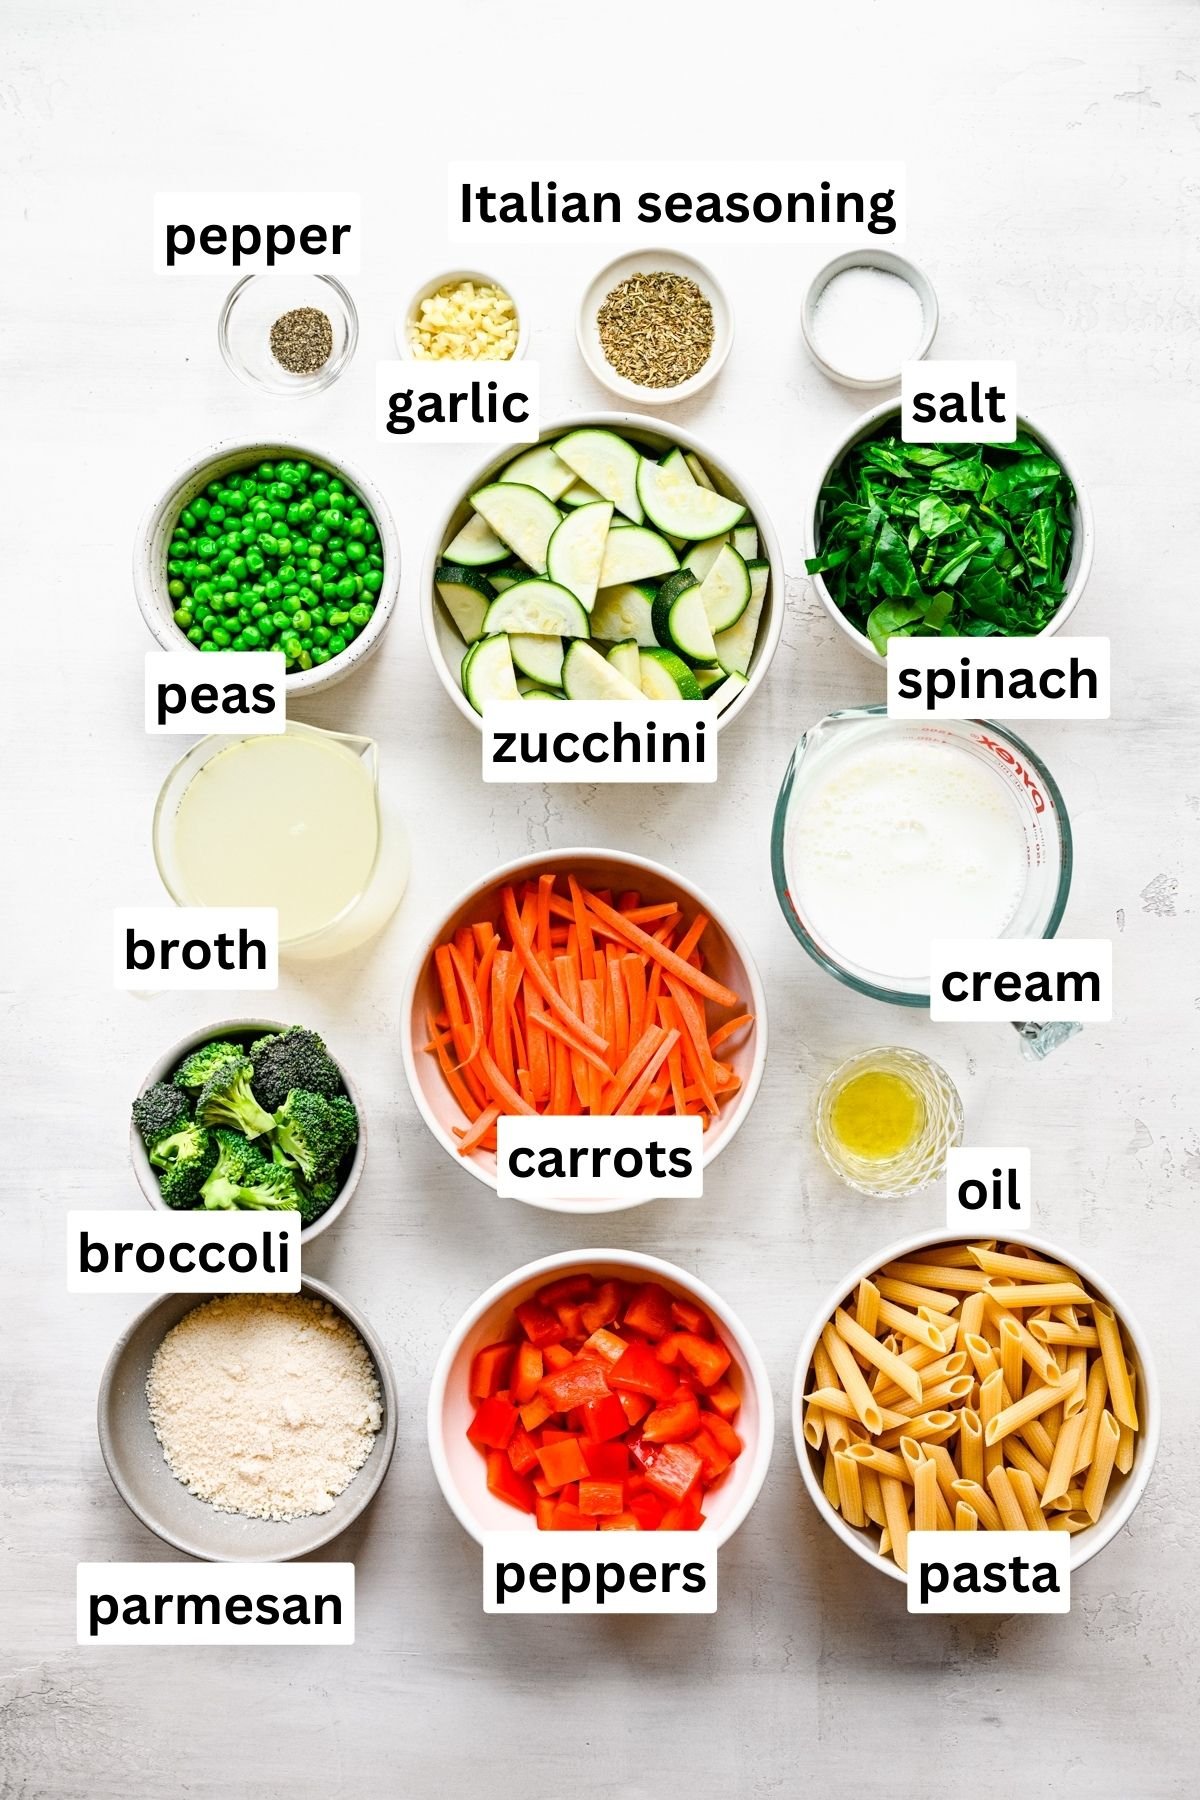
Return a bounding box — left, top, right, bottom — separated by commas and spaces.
218, 270, 358, 396
576, 248, 733, 405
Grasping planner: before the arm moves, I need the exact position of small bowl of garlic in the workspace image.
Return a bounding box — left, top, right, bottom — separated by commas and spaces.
398, 269, 526, 362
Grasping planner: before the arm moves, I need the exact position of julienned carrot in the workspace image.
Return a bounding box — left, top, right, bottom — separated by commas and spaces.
423, 871, 753, 1153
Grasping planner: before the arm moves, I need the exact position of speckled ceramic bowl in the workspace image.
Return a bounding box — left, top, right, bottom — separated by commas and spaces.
97, 1276, 397, 1562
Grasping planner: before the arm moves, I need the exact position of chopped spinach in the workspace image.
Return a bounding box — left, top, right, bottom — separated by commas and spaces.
806, 422, 1076, 652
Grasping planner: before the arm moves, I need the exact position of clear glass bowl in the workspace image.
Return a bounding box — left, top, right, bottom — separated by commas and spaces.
815, 1047, 963, 1197
218, 271, 358, 395
770, 707, 1074, 1008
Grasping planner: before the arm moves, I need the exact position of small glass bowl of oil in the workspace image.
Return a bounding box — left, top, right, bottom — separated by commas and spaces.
815, 1047, 963, 1197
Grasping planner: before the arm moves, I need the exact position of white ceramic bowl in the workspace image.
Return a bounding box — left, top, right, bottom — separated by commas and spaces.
130, 1017, 366, 1244
422, 412, 784, 735
576, 248, 733, 405
397, 267, 527, 362
429, 1249, 774, 1546
806, 400, 1095, 664
792, 1228, 1159, 1585
401, 848, 766, 1214
133, 439, 401, 695
800, 250, 937, 389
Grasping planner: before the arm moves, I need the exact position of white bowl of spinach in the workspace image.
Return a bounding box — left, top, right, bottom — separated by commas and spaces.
805, 401, 1093, 661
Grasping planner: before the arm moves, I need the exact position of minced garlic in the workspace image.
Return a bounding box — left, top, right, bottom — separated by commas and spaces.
408, 278, 519, 361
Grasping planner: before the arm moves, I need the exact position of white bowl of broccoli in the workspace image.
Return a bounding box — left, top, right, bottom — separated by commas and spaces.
130, 1019, 366, 1243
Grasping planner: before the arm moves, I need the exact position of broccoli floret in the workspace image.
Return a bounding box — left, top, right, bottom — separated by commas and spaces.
173, 1039, 243, 1093
194, 1055, 275, 1138
327, 1094, 359, 1148
132, 1082, 192, 1151
249, 1027, 344, 1112
200, 1130, 299, 1212
151, 1123, 217, 1209
296, 1178, 338, 1228
271, 1088, 354, 1183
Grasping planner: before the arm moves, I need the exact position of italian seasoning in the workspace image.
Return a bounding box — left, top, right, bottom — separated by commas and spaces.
596, 270, 714, 389
270, 306, 334, 375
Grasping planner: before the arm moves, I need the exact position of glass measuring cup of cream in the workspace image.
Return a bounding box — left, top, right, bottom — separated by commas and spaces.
771, 709, 1072, 1006
153, 721, 409, 961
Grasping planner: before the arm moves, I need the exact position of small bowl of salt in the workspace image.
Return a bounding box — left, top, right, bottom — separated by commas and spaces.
801, 250, 937, 389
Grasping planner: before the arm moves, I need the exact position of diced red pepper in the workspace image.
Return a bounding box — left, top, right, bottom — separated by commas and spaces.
581, 1392, 629, 1444
467, 1395, 518, 1450
642, 1389, 702, 1443
624, 1281, 675, 1341
470, 1341, 516, 1399
701, 1411, 742, 1461
580, 1327, 626, 1364
579, 1480, 624, 1517
549, 1501, 596, 1530
598, 1511, 641, 1530
537, 1273, 595, 1308
534, 1496, 556, 1530
542, 1341, 574, 1371
642, 1440, 703, 1504
689, 1426, 732, 1482
514, 1298, 567, 1348
659, 1491, 704, 1530
707, 1380, 741, 1420
519, 1395, 553, 1432
628, 1490, 666, 1530
581, 1439, 631, 1481
579, 1279, 623, 1335
506, 1423, 540, 1476
535, 1436, 590, 1489
608, 1340, 677, 1402
538, 1356, 613, 1412
486, 1450, 535, 1513
617, 1389, 652, 1427
554, 1301, 588, 1338
660, 1331, 731, 1387
541, 1426, 576, 1444
511, 1341, 544, 1403
670, 1296, 711, 1334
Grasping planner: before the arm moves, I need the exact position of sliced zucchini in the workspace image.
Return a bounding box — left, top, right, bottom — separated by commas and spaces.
637, 453, 746, 540
462, 634, 520, 713
443, 512, 509, 567
599, 525, 679, 587
499, 443, 576, 501
483, 579, 589, 639
713, 559, 768, 677
561, 478, 606, 508
554, 429, 643, 524
692, 666, 725, 694
682, 535, 728, 582
606, 639, 641, 686
434, 564, 496, 645
510, 633, 565, 689
684, 452, 716, 490
523, 686, 566, 700
590, 582, 658, 648
561, 639, 645, 701
488, 563, 528, 593
470, 482, 561, 574
638, 647, 703, 701
546, 502, 612, 613
705, 670, 749, 712
697, 544, 750, 633
732, 524, 758, 561
652, 570, 716, 663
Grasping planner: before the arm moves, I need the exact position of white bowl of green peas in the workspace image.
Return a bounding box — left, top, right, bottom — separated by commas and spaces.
134, 440, 401, 694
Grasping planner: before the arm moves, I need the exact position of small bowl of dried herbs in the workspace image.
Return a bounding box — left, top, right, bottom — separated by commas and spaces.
219, 271, 358, 396
576, 249, 733, 405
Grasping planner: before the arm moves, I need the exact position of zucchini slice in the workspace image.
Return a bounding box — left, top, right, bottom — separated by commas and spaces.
638, 647, 703, 701
682, 535, 728, 582
590, 582, 658, 648
561, 639, 645, 701
443, 511, 509, 567
470, 482, 562, 574
691, 666, 725, 694
705, 670, 749, 712
606, 638, 641, 686
546, 501, 613, 613
483, 579, 589, 639
510, 633, 565, 689
637, 454, 745, 540
462, 634, 520, 713
697, 544, 751, 633
598, 525, 679, 587
713, 559, 769, 677
560, 478, 606, 507
684, 452, 716, 490
657, 573, 716, 663
488, 563, 528, 593
434, 563, 496, 645
499, 443, 577, 502
732, 524, 758, 561
523, 686, 566, 700
554, 429, 644, 524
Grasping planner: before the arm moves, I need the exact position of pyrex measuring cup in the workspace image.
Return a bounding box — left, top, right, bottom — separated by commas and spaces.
153, 721, 409, 962
771, 708, 1073, 1016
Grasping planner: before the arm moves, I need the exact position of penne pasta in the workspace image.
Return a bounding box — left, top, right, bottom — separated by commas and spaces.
880, 1476, 910, 1572
969, 1248, 1081, 1282
806, 1387, 907, 1430
1095, 1304, 1138, 1431
834, 1450, 867, 1528
983, 1279, 1092, 1309
875, 1299, 948, 1353
959, 1406, 984, 1487
951, 1478, 1002, 1532
1082, 1411, 1120, 1521
986, 1466, 1026, 1531
875, 1275, 957, 1315
854, 1276, 881, 1338
835, 1307, 923, 1401
821, 1323, 884, 1434
913, 1452, 941, 1532
955, 1501, 978, 1531
845, 1442, 911, 1482
985, 1374, 1078, 1446
1028, 1320, 1100, 1349
1007, 1466, 1048, 1530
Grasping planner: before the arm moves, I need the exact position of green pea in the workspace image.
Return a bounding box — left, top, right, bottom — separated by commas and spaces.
311, 523, 330, 544
187, 625, 205, 645
193, 582, 214, 603
216, 574, 238, 593
336, 574, 356, 600
292, 610, 312, 632
180, 507, 197, 529
328, 633, 347, 657
251, 601, 269, 619
346, 540, 366, 563
212, 627, 232, 647
173, 606, 193, 629
236, 606, 251, 626
272, 611, 291, 633
311, 645, 331, 664
349, 602, 373, 627
348, 515, 367, 538
363, 569, 383, 594
313, 625, 331, 646
263, 578, 282, 600
242, 625, 262, 647
296, 500, 315, 523
246, 550, 266, 573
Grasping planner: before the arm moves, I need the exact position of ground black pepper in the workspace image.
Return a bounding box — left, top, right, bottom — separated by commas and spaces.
270, 307, 334, 375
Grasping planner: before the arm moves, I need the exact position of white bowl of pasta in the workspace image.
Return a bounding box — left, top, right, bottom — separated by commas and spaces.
792, 1230, 1159, 1584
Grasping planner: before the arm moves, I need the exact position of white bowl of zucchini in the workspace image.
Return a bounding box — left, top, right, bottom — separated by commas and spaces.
421, 415, 783, 733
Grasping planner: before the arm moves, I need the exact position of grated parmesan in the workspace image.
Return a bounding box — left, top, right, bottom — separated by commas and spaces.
408, 277, 519, 360
146, 1293, 383, 1522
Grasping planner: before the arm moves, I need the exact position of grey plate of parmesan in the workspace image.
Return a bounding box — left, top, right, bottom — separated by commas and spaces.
97, 1278, 397, 1561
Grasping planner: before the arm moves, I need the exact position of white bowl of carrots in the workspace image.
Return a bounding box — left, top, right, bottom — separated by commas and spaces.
401, 848, 766, 1212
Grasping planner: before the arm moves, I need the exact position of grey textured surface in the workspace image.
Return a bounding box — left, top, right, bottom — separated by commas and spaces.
3, 2, 1199, 1795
